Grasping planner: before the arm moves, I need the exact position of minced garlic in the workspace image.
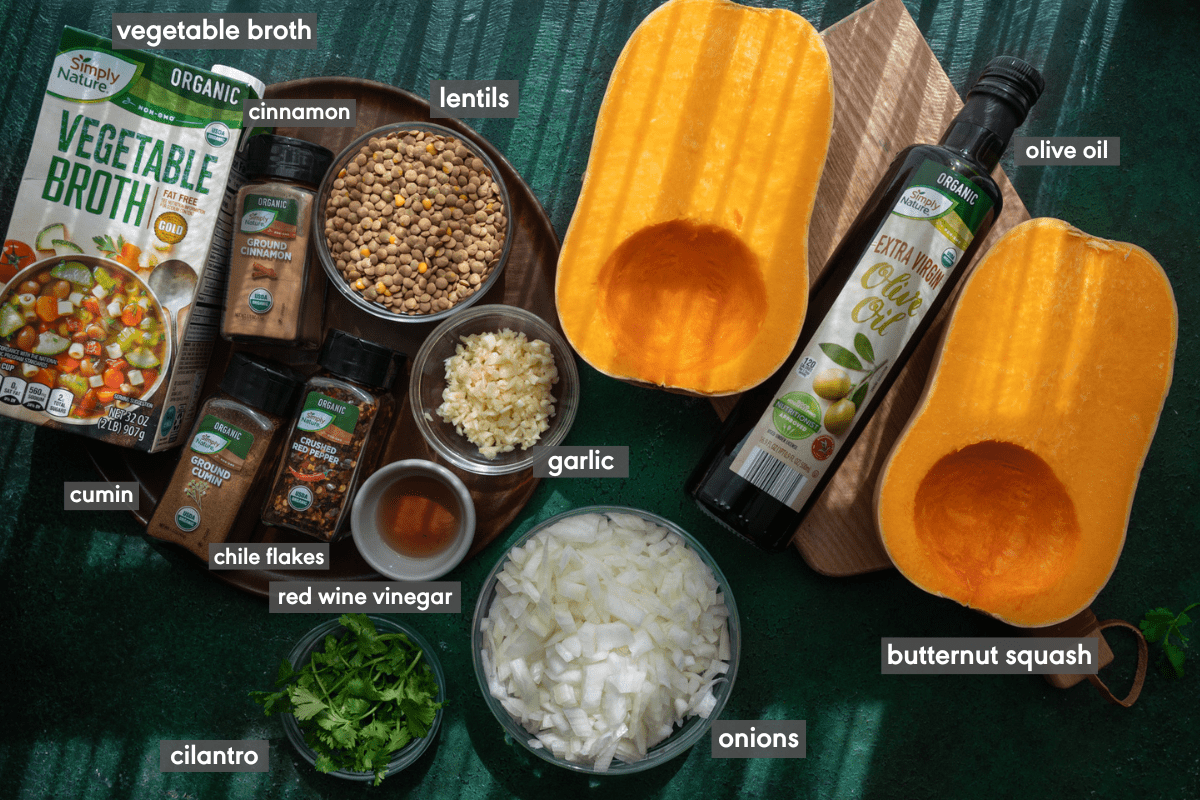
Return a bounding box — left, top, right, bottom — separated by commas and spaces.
437, 328, 558, 459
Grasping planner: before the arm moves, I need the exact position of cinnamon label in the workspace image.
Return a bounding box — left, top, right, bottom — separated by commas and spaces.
223, 182, 316, 343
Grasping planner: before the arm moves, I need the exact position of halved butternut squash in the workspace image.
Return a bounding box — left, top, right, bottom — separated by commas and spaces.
876, 218, 1177, 627
556, 0, 834, 395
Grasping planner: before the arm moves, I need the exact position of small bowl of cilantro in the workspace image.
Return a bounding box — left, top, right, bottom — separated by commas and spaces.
251, 613, 445, 785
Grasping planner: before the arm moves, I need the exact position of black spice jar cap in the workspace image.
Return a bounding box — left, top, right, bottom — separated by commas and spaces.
969, 56, 1045, 124
220, 353, 305, 416
244, 133, 334, 187
319, 330, 402, 390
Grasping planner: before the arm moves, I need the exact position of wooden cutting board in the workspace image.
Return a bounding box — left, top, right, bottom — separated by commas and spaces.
708, 0, 1032, 576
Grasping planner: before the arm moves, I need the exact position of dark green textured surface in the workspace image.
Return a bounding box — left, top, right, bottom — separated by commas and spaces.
1, 2, 1197, 799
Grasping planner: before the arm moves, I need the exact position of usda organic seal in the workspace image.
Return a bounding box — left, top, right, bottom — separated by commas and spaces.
287, 485, 313, 511
175, 506, 200, 532
204, 121, 230, 147
248, 288, 273, 314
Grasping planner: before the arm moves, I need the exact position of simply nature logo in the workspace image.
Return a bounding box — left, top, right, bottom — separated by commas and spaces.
48, 49, 139, 102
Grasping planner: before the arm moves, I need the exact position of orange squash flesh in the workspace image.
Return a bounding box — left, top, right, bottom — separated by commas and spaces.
876, 218, 1178, 627
555, 0, 834, 396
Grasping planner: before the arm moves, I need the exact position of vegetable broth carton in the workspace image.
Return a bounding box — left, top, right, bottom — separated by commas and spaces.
0, 27, 257, 451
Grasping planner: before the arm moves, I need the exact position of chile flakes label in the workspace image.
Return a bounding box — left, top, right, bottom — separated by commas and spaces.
296, 391, 357, 446
263, 381, 383, 541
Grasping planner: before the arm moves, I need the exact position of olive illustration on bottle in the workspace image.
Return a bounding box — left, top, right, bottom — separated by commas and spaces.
823, 398, 857, 435
812, 367, 851, 400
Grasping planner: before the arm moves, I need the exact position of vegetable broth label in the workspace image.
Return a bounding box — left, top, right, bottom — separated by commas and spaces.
190, 414, 253, 471
729, 161, 992, 510
0, 26, 259, 451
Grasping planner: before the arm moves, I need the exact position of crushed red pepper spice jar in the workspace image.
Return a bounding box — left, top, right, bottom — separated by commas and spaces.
147, 353, 303, 559
261, 330, 402, 541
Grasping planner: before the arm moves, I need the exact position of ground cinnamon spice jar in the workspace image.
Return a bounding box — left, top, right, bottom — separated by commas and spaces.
147, 354, 303, 560
262, 330, 401, 541
222, 134, 334, 347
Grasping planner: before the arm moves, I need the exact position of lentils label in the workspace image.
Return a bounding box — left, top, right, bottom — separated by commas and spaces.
323, 129, 507, 315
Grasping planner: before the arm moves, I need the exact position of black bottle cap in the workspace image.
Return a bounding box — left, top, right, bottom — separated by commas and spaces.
318, 330, 401, 390
220, 353, 304, 416
968, 56, 1045, 124
244, 133, 334, 187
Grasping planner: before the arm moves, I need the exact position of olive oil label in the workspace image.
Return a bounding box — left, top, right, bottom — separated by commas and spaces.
730, 161, 992, 511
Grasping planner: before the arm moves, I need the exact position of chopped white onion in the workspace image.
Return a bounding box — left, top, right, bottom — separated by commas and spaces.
481, 512, 730, 770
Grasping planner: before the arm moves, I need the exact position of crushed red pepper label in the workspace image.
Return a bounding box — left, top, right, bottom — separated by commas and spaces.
296, 391, 357, 445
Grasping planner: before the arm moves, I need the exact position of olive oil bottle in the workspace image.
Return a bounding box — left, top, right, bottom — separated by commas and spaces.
687, 56, 1044, 552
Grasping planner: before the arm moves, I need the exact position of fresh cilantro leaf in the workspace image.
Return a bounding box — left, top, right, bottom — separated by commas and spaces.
1139, 602, 1199, 678
1139, 608, 1175, 643
1164, 641, 1186, 678
289, 686, 328, 721
275, 657, 296, 686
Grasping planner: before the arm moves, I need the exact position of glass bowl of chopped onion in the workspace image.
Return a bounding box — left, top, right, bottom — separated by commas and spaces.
471, 506, 741, 773
409, 304, 580, 475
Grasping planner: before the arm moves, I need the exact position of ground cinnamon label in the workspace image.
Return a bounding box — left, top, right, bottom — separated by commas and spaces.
222, 134, 332, 347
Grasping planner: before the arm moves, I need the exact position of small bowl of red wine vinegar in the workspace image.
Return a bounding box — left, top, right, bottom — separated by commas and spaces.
351, 459, 476, 581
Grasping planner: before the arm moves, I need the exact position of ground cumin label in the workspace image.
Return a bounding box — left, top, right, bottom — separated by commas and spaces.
147, 354, 301, 560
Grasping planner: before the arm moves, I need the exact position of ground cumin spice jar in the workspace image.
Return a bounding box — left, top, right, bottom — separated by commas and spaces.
147, 354, 303, 560
262, 330, 401, 541
222, 134, 334, 347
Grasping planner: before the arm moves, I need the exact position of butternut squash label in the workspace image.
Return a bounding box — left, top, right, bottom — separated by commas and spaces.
729, 161, 992, 511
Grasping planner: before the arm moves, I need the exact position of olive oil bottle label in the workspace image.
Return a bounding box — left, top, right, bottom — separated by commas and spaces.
730, 161, 992, 510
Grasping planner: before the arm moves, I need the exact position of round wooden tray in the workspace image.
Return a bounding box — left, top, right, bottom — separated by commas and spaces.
87, 78, 561, 597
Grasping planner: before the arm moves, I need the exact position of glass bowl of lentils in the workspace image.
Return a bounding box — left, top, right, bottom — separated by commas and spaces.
314, 121, 513, 324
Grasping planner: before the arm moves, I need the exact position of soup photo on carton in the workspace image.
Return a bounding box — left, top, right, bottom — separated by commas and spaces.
0, 27, 258, 452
